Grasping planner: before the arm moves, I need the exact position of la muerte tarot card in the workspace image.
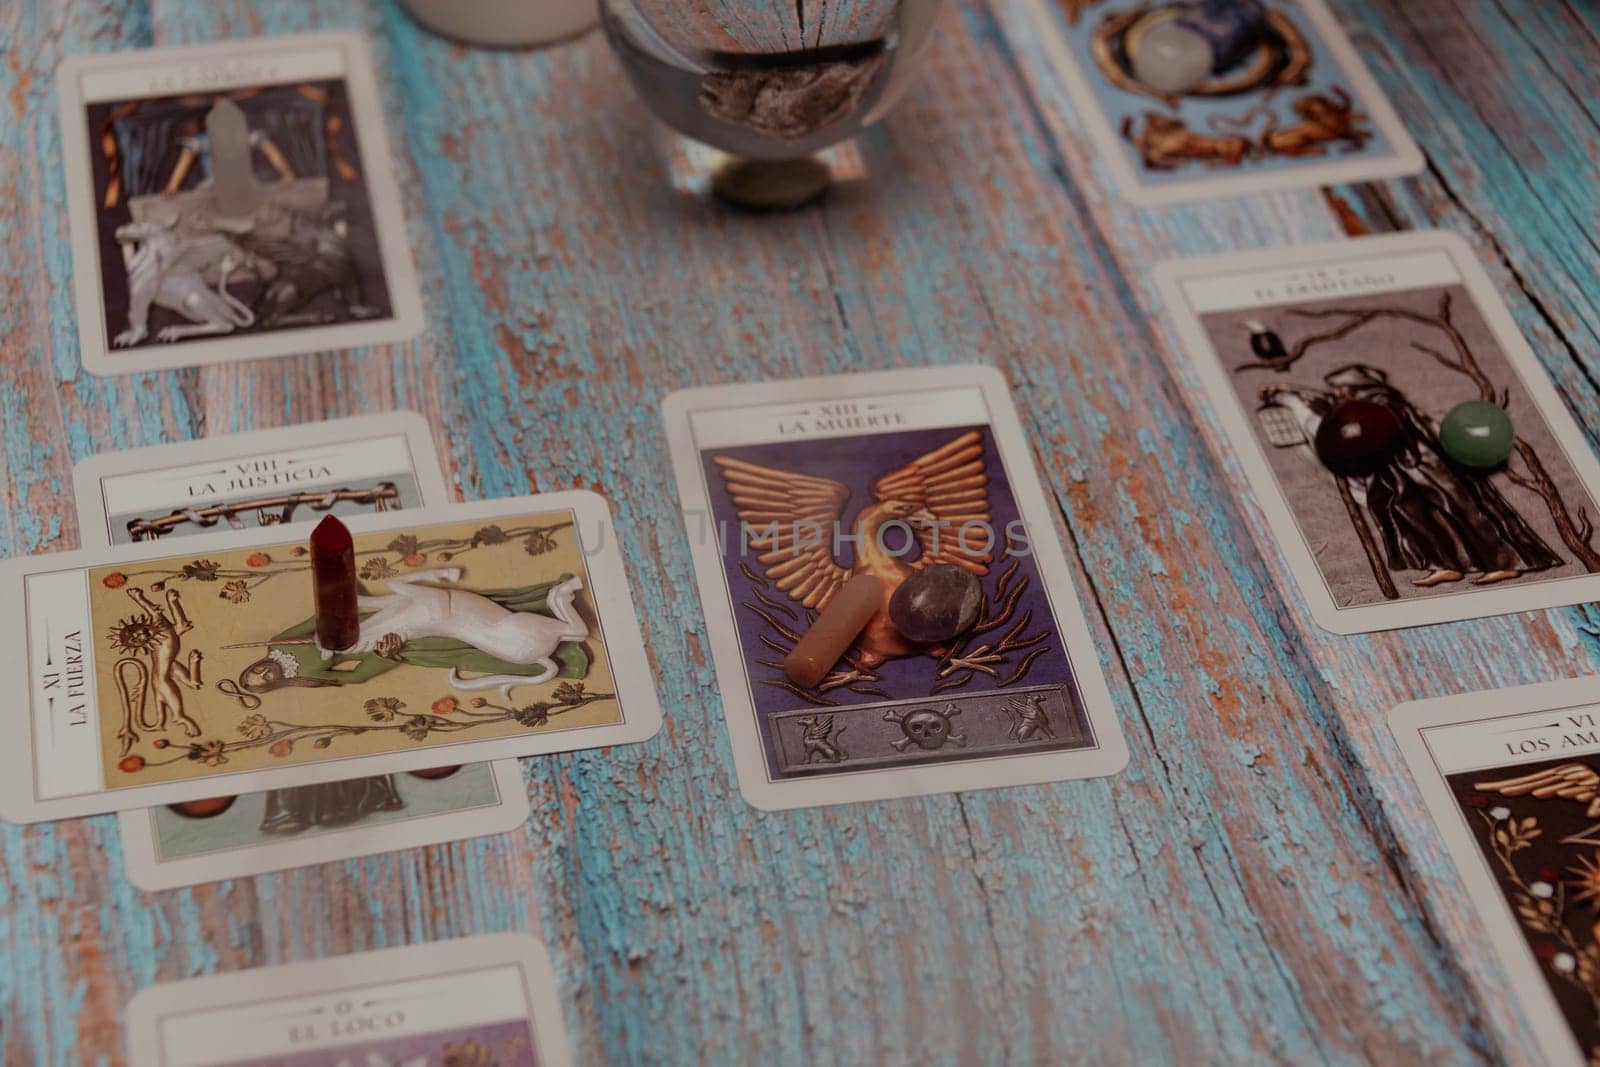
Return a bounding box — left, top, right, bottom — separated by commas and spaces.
666, 366, 1127, 810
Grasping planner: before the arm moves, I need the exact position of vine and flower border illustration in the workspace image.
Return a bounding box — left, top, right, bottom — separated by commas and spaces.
100, 519, 602, 777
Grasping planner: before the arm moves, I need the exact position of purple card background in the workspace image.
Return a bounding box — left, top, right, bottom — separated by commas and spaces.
222, 1017, 537, 1066
699, 424, 1084, 770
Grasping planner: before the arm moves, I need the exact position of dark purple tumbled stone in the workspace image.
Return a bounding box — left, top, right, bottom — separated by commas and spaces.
1314, 399, 1406, 478
888, 564, 982, 645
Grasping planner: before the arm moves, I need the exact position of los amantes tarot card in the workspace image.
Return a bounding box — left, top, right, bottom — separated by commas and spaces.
1156, 231, 1600, 633
74, 413, 447, 546
58, 33, 424, 375
1392, 679, 1600, 1067
0, 494, 661, 823
1027, 0, 1421, 204
126, 934, 572, 1066
665, 366, 1127, 810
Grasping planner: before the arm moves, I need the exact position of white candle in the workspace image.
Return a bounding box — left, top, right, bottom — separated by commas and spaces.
401, 0, 598, 47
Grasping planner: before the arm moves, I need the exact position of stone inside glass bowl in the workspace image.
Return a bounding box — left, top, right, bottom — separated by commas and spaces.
600, 0, 944, 161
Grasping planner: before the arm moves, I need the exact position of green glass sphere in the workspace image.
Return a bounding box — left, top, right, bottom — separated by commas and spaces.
1440, 400, 1515, 469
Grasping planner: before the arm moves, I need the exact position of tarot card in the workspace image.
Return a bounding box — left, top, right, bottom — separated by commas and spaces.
1391, 678, 1600, 1067
73, 413, 527, 886
118, 761, 528, 891
74, 412, 449, 547
125, 933, 571, 1066
0, 494, 662, 823
663, 365, 1128, 810
1026, 0, 1422, 204
57, 32, 424, 376
1155, 231, 1600, 633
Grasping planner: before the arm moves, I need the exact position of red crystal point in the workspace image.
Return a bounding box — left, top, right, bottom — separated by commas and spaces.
311, 515, 360, 651
311, 513, 354, 554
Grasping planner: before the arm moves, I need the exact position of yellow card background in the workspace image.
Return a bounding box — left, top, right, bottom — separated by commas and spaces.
87, 511, 620, 789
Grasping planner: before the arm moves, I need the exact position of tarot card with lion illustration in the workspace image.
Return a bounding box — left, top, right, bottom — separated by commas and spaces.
126, 934, 571, 1066
665, 366, 1127, 810
0, 494, 661, 823
1392, 678, 1600, 1067
1025, 0, 1421, 203
71, 413, 528, 886
1156, 231, 1600, 633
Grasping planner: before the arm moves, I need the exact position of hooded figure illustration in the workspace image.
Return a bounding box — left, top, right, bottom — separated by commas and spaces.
1263, 363, 1562, 588
259, 775, 405, 834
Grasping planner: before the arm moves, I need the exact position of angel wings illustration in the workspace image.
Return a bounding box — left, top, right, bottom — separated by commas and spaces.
1475, 763, 1600, 818
712, 430, 993, 670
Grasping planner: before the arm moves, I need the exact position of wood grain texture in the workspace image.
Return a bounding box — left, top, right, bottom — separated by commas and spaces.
0, 0, 1594, 1063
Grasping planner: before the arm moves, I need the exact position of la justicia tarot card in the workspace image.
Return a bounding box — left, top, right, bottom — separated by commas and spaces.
666, 366, 1126, 809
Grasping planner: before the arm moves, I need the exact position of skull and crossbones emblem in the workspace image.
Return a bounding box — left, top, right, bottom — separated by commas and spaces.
884, 703, 967, 752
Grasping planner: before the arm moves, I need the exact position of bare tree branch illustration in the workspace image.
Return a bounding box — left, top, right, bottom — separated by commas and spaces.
1240, 293, 1600, 571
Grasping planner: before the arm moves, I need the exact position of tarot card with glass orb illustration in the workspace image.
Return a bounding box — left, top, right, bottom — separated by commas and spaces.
1155, 231, 1600, 632
1391, 678, 1600, 1067
126, 934, 571, 1066
664, 365, 1128, 810
57, 32, 424, 375
1025, 0, 1422, 204
0, 494, 661, 824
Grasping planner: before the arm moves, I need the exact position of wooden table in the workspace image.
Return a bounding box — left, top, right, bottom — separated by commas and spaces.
1, 0, 1594, 1062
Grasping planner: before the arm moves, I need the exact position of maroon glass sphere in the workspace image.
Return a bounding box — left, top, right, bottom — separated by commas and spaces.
1314, 399, 1406, 478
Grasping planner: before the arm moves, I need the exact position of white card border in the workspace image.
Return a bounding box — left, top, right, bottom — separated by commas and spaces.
663, 364, 1128, 811
1390, 677, 1600, 1067
1153, 230, 1600, 633
57, 32, 425, 376
0, 492, 663, 824
125, 933, 572, 1067
1021, 0, 1424, 206
118, 759, 529, 891
71, 412, 533, 890
73, 411, 450, 547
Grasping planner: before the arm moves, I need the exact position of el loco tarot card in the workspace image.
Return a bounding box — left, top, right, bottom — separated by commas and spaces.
664, 365, 1128, 810
0, 494, 661, 823
1392, 678, 1600, 1067
126, 934, 571, 1066
1025, 0, 1422, 204
1155, 231, 1600, 633
57, 32, 424, 375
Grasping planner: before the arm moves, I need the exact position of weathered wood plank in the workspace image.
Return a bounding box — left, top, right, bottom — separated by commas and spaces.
1, 0, 1595, 1063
